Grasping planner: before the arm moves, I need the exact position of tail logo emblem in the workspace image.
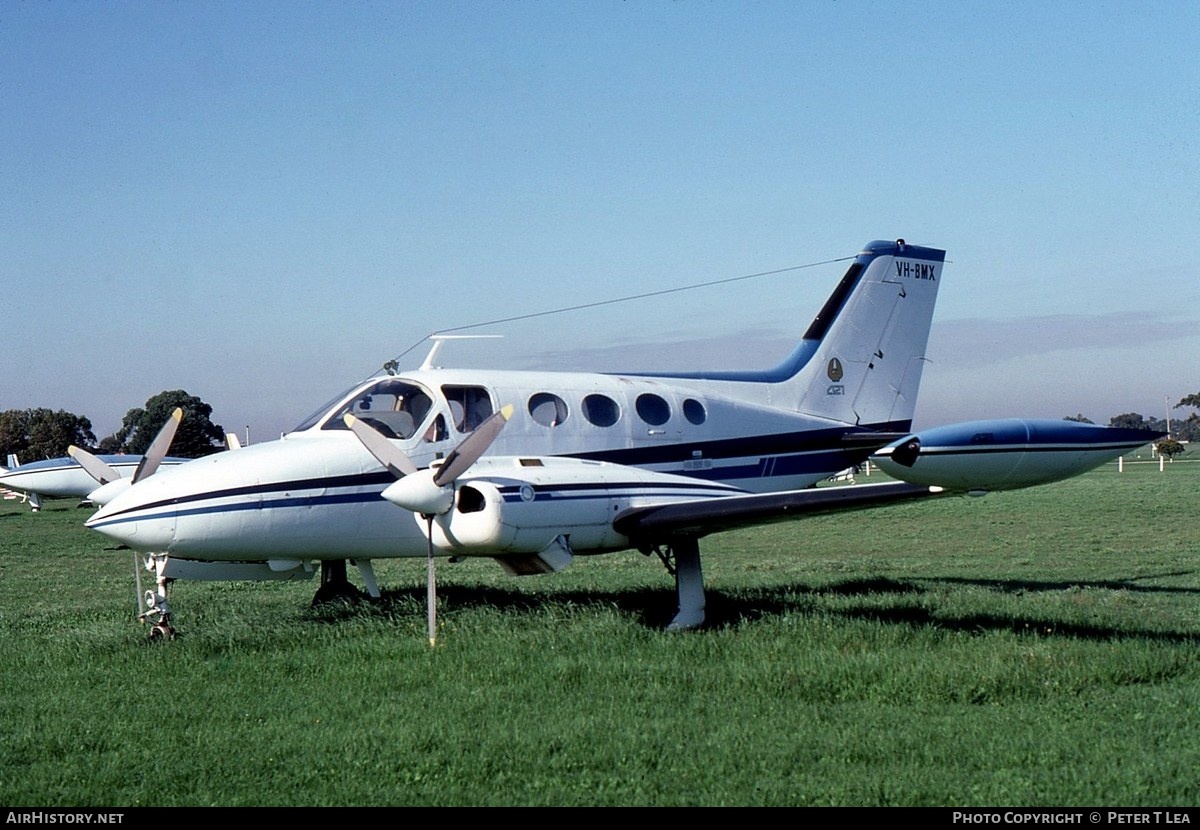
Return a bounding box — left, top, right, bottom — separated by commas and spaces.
827, 358, 844, 382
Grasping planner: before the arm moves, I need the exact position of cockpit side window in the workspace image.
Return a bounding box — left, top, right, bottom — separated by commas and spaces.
442, 385, 494, 433
322, 379, 435, 440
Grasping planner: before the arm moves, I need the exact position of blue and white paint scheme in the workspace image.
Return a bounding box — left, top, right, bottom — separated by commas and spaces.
872, 419, 1159, 493
81, 239, 1160, 637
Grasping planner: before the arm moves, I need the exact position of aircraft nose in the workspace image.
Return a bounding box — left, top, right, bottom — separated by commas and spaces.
85, 486, 177, 550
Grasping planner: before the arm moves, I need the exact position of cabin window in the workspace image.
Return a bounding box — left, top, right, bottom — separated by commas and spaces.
635, 393, 670, 426
323, 378, 434, 439
528, 393, 568, 427
581, 394, 620, 428
682, 398, 707, 425
442, 385, 494, 433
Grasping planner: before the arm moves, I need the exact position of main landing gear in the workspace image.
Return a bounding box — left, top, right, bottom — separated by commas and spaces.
310, 559, 382, 606
646, 536, 706, 631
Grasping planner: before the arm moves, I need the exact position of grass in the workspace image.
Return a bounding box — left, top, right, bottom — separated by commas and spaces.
0, 459, 1197, 806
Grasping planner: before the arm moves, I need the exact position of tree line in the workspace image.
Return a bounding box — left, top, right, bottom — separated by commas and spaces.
1066, 392, 1200, 460
0, 390, 225, 463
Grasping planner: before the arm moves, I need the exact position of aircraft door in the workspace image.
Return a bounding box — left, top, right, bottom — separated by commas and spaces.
630, 391, 681, 449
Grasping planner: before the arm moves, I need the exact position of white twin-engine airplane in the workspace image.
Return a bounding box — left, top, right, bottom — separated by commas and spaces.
84, 240, 1159, 641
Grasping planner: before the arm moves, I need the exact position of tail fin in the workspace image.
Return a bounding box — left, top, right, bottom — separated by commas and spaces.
789, 239, 944, 429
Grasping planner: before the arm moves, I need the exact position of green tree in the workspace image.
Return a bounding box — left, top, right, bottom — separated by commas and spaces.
1109, 412, 1152, 430
106, 390, 225, 458
1175, 393, 1200, 442
1155, 438, 1185, 460
0, 408, 96, 461
1063, 413, 1094, 423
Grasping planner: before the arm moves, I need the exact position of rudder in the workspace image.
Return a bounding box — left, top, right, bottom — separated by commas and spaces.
791, 239, 945, 429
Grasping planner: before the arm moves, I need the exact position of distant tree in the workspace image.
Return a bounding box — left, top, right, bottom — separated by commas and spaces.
1063, 413, 1094, 424
1109, 412, 1153, 430
1175, 393, 1200, 442
0, 410, 30, 459
0, 408, 96, 461
95, 434, 124, 454
1156, 438, 1186, 460
106, 390, 225, 458
1177, 393, 1200, 409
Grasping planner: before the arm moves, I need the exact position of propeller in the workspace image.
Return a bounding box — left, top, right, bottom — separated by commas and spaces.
71, 407, 185, 507
344, 405, 514, 646
343, 414, 418, 479
132, 407, 183, 484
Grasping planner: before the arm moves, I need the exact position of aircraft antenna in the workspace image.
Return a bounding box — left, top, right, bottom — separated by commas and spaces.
385, 254, 857, 367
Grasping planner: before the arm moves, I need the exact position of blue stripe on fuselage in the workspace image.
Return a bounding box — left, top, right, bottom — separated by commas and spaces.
89, 424, 898, 526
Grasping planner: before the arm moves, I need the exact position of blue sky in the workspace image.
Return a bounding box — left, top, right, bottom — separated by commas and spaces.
3, 1, 1198, 442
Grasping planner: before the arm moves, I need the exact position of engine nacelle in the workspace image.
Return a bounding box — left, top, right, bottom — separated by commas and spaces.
416, 456, 743, 556
425, 479, 629, 555
872, 419, 1160, 493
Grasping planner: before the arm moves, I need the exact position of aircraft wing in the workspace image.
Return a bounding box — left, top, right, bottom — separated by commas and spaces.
612, 480, 937, 542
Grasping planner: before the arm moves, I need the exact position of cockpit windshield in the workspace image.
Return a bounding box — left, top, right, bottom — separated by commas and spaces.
290, 382, 367, 433
289, 378, 435, 439
289, 377, 495, 444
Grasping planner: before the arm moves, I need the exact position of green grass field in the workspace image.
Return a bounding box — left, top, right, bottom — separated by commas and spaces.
1, 459, 1197, 806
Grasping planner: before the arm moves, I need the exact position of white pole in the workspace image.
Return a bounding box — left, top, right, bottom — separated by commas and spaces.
1118, 456, 1124, 473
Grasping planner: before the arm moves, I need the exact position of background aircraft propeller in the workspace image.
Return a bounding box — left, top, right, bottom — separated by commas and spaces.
67, 446, 121, 486
344, 405, 514, 645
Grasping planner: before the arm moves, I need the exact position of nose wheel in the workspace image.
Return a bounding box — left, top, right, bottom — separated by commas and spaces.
147, 621, 176, 641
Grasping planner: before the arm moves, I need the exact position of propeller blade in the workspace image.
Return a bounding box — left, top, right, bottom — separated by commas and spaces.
68, 446, 121, 485
343, 414, 419, 478
133, 407, 183, 484
432, 404, 514, 487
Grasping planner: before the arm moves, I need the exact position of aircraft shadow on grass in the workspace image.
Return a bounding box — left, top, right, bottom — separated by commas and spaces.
302, 573, 1200, 647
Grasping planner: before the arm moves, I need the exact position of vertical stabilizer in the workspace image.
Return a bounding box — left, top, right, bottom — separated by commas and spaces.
789, 240, 944, 428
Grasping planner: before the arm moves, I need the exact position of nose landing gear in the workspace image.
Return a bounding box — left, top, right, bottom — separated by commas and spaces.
136, 552, 176, 641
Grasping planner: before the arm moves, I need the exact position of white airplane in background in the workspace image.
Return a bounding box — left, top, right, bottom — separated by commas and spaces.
0, 411, 189, 512
84, 239, 1159, 642
0, 411, 240, 512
